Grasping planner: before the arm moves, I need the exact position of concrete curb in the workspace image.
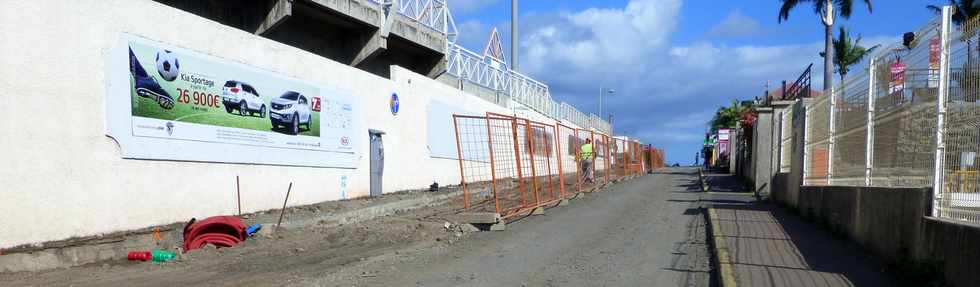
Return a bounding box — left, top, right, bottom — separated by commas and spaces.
699, 168, 710, 192
0, 191, 461, 273
707, 208, 738, 287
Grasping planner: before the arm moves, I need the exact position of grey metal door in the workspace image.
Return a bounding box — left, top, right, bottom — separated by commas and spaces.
369, 131, 384, 197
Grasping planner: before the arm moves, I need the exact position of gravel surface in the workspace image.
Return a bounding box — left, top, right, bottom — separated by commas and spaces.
317, 168, 714, 287
1, 168, 714, 287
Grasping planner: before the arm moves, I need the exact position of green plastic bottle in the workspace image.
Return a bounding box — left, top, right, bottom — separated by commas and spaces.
151, 250, 176, 263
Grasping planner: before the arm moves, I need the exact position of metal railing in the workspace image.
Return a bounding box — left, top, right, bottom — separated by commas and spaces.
785, 63, 813, 100
778, 108, 794, 173
800, 15, 944, 188
939, 9, 980, 222
367, 0, 451, 35
796, 7, 980, 223
370, 0, 612, 134
444, 42, 611, 132
804, 94, 831, 185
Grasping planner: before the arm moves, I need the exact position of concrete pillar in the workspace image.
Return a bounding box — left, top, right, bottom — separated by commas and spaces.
351, 0, 396, 68
255, 0, 293, 36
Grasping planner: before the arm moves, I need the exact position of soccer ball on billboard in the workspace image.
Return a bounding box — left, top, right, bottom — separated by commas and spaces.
155, 50, 180, 82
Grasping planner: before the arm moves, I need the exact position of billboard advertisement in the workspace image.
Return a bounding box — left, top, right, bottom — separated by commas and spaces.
890, 60, 906, 95
106, 34, 360, 168
717, 129, 730, 157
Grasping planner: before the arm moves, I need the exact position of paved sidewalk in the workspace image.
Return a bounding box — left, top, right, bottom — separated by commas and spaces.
708, 203, 893, 287
702, 172, 893, 287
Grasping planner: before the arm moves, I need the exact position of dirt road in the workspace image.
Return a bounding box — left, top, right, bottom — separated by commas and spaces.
319, 168, 714, 287
3, 168, 713, 286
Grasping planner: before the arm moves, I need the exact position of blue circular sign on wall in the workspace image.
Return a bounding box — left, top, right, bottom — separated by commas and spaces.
390, 92, 400, 115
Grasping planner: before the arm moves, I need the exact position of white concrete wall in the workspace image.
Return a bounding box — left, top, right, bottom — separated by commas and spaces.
0, 0, 586, 248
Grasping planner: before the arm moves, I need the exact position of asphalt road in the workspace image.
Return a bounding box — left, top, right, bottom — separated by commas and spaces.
316, 167, 717, 287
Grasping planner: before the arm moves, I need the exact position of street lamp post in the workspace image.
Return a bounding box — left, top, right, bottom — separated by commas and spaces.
511, 0, 518, 71
599, 86, 615, 126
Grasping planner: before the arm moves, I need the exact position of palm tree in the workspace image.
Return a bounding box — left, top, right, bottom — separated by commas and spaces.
711, 100, 754, 132
927, 0, 978, 26
779, 0, 873, 94
820, 26, 880, 83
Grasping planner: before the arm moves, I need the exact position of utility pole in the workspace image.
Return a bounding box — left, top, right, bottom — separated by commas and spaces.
599, 86, 614, 122
511, 0, 518, 71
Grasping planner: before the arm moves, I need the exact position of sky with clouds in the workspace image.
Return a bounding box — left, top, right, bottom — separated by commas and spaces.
449, 0, 940, 165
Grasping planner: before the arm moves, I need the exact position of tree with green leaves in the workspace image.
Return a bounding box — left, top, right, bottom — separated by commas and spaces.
710, 100, 754, 132
820, 26, 880, 83
927, 0, 978, 26
779, 0, 873, 93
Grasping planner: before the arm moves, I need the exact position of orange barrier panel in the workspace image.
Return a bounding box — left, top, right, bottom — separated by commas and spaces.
637, 141, 643, 174
485, 113, 563, 218
487, 114, 525, 216
642, 145, 666, 173
529, 120, 560, 206
453, 112, 667, 218
556, 123, 579, 198
616, 138, 628, 178
632, 141, 643, 175
452, 115, 495, 211
592, 131, 610, 186
600, 134, 612, 184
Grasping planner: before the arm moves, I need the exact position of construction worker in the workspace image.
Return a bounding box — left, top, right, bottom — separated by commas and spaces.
581, 138, 595, 183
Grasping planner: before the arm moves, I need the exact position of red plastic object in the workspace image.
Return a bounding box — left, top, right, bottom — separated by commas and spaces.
182, 216, 247, 252
127, 251, 152, 261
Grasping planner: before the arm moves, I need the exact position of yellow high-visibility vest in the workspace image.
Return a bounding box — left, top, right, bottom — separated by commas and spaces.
581, 143, 594, 160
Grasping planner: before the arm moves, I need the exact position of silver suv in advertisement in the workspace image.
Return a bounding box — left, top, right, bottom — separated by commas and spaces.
270, 91, 312, 135
222, 80, 267, 117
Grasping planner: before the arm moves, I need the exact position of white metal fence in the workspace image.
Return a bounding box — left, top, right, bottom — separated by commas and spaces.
938, 9, 980, 222
799, 7, 980, 223
804, 94, 831, 185
779, 108, 793, 173
803, 15, 942, 188
368, 0, 611, 133
367, 0, 452, 35
443, 43, 610, 133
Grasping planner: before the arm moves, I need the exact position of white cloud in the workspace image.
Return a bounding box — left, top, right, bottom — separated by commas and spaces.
456, 19, 490, 50
522, 0, 681, 75
708, 9, 764, 37
506, 0, 886, 162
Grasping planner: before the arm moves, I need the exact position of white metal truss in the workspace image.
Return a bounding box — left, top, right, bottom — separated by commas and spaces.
368, 0, 611, 134
483, 28, 506, 62
368, 0, 451, 35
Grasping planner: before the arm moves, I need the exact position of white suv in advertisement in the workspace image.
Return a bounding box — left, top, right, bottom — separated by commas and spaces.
222, 80, 267, 117
270, 91, 313, 135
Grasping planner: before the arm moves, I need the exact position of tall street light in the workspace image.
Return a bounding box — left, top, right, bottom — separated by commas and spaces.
599, 86, 615, 124
511, 0, 518, 71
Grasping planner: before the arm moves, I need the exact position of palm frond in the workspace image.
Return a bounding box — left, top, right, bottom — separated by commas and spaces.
837, 0, 873, 19
779, 0, 804, 22
829, 26, 877, 78
928, 0, 975, 26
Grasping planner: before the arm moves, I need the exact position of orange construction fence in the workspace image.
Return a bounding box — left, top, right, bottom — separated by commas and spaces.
642, 145, 666, 172
452, 113, 665, 219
